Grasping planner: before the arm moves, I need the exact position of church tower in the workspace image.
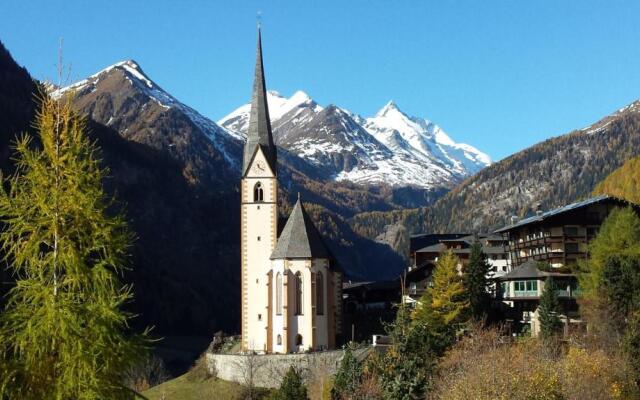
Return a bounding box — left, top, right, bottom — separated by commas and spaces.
241, 28, 278, 353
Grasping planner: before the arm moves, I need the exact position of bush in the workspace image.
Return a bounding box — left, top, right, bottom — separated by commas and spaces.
124, 354, 170, 392
269, 366, 307, 400
432, 326, 639, 400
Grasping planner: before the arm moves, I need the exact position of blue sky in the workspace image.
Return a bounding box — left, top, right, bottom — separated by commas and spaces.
2, 1, 639, 160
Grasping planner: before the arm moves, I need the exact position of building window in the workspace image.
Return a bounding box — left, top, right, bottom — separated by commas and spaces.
277, 334, 282, 346
258, 314, 262, 321
276, 272, 283, 315
514, 280, 538, 297
295, 272, 303, 315
316, 272, 324, 315
564, 226, 578, 236
296, 334, 303, 346
253, 182, 264, 202
565, 243, 580, 253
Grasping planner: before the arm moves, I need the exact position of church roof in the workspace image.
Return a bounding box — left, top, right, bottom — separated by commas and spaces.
271, 197, 331, 260
243, 28, 277, 177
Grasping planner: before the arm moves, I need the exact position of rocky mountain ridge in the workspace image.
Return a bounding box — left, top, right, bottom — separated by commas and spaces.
220, 90, 491, 189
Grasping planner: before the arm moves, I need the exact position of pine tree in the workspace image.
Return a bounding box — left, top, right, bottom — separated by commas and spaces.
414, 250, 469, 340
0, 93, 146, 399
538, 277, 562, 339
270, 366, 307, 400
463, 240, 491, 320
331, 346, 362, 400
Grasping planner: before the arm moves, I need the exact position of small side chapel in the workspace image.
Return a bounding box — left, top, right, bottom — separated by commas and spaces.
240, 29, 342, 353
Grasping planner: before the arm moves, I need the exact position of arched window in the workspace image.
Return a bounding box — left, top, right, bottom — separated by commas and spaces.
295, 272, 303, 315
316, 272, 324, 315
276, 272, 282, 315
296, 334, 303, 346
253, 182, 264, 202
277, 334, 282, 346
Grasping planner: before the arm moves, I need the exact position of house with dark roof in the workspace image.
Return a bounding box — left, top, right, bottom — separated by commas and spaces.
494, 194, 639, 336
403, 233, 509, 303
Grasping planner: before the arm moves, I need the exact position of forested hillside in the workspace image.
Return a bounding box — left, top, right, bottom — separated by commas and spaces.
593, 154, 640, 203
351, 101, 640, 251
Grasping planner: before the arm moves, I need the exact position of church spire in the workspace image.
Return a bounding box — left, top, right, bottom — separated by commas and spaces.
243, 27, 277, 176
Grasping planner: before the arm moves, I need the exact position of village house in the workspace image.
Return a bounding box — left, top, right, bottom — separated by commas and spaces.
404, 233, 509, 303
495, 194, 640, 336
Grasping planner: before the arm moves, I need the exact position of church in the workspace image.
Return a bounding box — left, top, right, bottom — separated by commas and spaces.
240, 29, 343, 354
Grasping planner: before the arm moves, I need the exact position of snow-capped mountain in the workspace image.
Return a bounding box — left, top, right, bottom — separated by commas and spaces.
219, 91, 491, 188
56, 60, 490, 191
53, 60, 242, 187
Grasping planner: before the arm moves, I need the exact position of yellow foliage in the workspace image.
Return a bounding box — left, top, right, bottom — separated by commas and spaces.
431, 326, 640, 400
594, 155, 640, 204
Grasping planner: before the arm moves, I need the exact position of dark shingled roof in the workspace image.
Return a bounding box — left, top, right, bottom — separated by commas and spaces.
271, 197, 330, 259
494, 195, 626, 233
499, 260, 572, 281
242, 28, 277, 176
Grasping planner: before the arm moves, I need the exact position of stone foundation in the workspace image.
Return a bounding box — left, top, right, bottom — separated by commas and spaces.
206, 348, 370, 388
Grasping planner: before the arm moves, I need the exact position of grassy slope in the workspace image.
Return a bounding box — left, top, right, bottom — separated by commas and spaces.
142, 373, 247, 400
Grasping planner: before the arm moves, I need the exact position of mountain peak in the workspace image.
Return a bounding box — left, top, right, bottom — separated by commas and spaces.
376, 100, 403, 117
289, 90, 312, 104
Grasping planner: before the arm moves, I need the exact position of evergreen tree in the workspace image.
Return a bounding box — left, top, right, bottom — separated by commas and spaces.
600, 255, 640, 330
413, 250, 469, 349
538, 277, 562, 339
374, 302, 433, 400
331, 346, 362, 400
579, 207, 640, 299
0, 94, 146, 399
463, 240, 491, 320
270, 366, 307, 400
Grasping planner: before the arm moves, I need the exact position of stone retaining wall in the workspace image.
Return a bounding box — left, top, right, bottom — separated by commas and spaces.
206, 348, 370, 389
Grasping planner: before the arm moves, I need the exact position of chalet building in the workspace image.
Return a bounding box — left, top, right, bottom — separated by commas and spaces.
415, 233, 509, 274
240, 29, 342, 353
409, 233, 468, 271
404, 233, 509, 303
495, 195, 639, 336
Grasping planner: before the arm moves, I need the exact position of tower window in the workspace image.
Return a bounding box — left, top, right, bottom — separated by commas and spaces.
296, 334, 303, 346
254, 182, 264, 202
258, 314, 262, 321
295, 272, 303, 315
257, 236, 261, 241
316, 272, 324, 315
277, 334, 282, 346
276, 272, 283, 315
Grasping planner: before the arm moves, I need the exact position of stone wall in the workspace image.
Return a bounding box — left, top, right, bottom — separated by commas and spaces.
206, 348, 370, 389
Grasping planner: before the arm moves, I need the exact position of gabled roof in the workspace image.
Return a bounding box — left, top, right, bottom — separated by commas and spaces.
243, 28, 277, 176
494, 195, 631, 233
271, 197, 330, 259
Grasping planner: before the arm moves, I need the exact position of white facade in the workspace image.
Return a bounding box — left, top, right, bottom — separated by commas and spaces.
241, 147, 278, 353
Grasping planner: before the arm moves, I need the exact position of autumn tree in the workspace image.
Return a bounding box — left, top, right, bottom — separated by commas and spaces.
413, 250, 469, 350
0, 93, 146, 399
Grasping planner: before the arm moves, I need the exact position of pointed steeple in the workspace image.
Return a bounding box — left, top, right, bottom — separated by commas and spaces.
270, 196, 330, 259
243, 27, 277, 176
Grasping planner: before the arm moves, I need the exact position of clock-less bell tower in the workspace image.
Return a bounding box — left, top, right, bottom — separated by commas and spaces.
240, 27, 278, 353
